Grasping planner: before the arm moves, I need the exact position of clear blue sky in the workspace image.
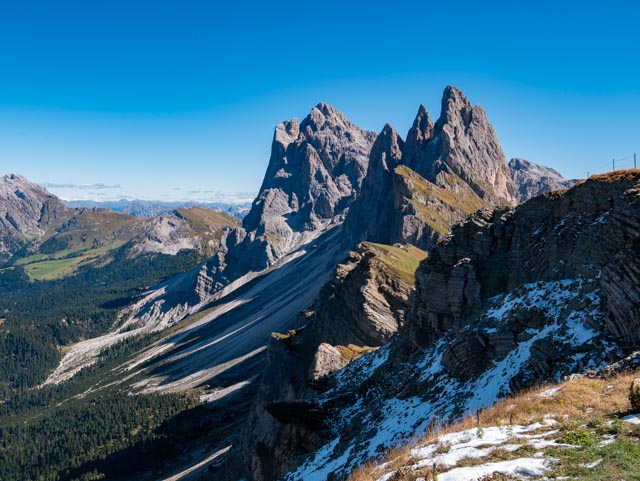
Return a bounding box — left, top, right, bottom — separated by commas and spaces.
0, 0, 638, 201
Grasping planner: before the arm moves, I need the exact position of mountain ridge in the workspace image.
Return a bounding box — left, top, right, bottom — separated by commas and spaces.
344, 86, 519, 251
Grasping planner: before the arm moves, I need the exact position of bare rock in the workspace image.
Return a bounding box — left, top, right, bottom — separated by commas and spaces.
308, 343, 349, 382
241, 103, 376, 267
509, 157, 578, 202
344, 86, 516, 251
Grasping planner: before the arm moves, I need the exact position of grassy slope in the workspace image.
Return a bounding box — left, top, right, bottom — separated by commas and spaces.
175, 206, 239, 230
12, 209, 140, 280
364, 242, 428, 283
19, 242, 126, 280
395, 165, 488, 235
12, 206, 238, 280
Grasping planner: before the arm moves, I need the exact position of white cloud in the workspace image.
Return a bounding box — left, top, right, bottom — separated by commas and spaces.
40, 182, 121, 190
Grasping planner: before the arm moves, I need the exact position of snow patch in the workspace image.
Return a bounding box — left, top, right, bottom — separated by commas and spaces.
538, 387, 561, 399
437, 458, 549, 481
623, 415, 640, 425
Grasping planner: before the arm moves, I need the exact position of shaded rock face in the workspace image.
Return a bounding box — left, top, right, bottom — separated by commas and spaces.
508, 157, 578, 202
344, 86, 517, 251
254, 172, 640, 481
344, 125, 405, 247
0, 174, 71, 262
227, 242, 419, 481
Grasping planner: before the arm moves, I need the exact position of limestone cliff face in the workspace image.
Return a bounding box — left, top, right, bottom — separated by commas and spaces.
404, 86, 518, 206
227, 242, 424, 481
508, 157, 578, 202
0, 174, 71, 261
344, 86, 516, 250
241, 103, 376, 266
193, 105, 376, 301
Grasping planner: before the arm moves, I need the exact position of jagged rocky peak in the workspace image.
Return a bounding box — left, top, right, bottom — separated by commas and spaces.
405, 104, 434, 149
508, 157, 579, 202
375, 123, 405, 171
411, 85, 518, 206
240, 103, 376, 265
343, 124, 405, 245
344, 86, 517, 250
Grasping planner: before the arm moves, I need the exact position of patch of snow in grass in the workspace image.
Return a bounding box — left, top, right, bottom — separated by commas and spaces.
538, 387, 561, 399
623, 414, 640, 425
582, 458, 603, 468
598, 435, 616, 447
437, 458, 549, 481
410, 422, 561, 470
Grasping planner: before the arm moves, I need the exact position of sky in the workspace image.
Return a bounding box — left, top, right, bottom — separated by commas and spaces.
0, 0, 638, 202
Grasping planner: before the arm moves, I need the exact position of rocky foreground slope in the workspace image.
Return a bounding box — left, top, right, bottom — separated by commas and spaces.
232, 171, 640, 481
227, 242, 426, 481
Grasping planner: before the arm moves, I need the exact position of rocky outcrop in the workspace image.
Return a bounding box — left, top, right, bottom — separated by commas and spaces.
227, 242, 425, 481
0, 173, 71, 262
508, 157, 578, 202
405, 86, 518, 207
344, 86, 517, 250
129, 207, 237, 256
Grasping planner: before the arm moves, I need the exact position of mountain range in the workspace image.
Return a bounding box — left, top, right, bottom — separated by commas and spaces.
62, 198, 251, 219
0, 173, 239, 275
1, 86, 634, 481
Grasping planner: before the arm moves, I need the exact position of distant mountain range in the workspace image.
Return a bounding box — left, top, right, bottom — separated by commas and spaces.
61, 198, 251, 219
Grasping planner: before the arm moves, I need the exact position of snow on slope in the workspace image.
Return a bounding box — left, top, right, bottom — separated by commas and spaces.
285, 277, 617, 480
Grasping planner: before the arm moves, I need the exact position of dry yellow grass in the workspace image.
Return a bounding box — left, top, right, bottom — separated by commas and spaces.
364, 242, 428, 283
590, 169, 640, 182
347, 368, 640, 481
